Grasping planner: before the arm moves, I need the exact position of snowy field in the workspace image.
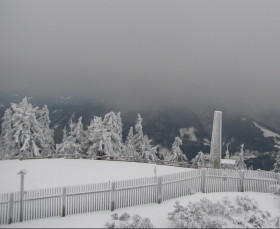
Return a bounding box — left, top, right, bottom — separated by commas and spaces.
0, 159, 189, 193
1, 192, 279, 228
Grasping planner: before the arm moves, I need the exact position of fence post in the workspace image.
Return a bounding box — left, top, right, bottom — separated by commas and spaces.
157, 176, 162, 204
278, 173, 280, 185
201, 169, 206, 193
61, 187, 66, 217
110, 182, 116, 211
8, 193, 14, 224
18, 171, 26, 222
239, 170, 245, 192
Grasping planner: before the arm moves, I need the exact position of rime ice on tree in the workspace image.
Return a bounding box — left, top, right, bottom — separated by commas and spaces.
236, 144, 247, 169
0, 108, 13, 155
169, 137, 187, 162
225, 145, 230, 159
274, 154, 280, 173
210, 111, 222, 168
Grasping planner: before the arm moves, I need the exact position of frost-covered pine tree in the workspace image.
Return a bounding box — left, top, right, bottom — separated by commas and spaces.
130, 114, 158, 160
141, 135, 159, 161
123, 127, 137, 157
158, 147, 172, 161
169, 137, 188, 162
132, 114, 145, 156
56, 125, 82, 156
37, 105, 54, 155
10, 97, 45, 157
192, 151, 205, 166
273, 154, 280, 173
236, 144, 247, 169
86, 116, 114, 156
0, 108, 13, 156
103, 111, 123, 156
225, 145, 230, 159
72, 116, 87, 153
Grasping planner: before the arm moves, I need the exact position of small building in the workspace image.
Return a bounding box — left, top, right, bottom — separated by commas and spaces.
221, 159, 237, 169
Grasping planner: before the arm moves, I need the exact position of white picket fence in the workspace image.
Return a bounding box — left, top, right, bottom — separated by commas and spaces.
0, 168, 279, 225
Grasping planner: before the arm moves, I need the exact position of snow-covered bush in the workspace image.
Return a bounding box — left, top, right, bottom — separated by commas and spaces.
232, 218, 251, 228
105, 212, 153, 228
168, 195, 275, 228
191, 151, 205, 166
273, 216, 280, 227
244, 210, 270, 228
236, 195, 258, 211
269, 185, 280, 195
168, 199, 226, 228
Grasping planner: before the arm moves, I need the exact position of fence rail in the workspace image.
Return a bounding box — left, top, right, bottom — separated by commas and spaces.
0, 168, 280, 225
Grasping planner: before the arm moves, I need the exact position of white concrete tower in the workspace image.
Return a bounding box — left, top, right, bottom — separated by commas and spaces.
210, 111, 222, 168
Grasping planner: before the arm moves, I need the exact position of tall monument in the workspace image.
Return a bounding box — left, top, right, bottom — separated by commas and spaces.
210, 111, 222, 168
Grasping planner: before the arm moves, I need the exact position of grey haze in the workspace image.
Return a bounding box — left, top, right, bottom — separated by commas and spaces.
0, 0, 280, 113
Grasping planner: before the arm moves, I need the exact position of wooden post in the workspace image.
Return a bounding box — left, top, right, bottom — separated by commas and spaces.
18, 171, 27, 222
8, 193, 14, 224
157, 176, 162, 204
201, 169, 206, 193
110, 182, 116, 211
239, 170, 245, 192
61, 187, 66, 217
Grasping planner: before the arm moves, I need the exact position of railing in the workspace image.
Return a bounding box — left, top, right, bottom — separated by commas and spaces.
0, 154, 208, 169
0, 168, 279, 225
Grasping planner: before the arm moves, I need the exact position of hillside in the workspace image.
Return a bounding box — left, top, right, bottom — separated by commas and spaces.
1, 97, 280, 170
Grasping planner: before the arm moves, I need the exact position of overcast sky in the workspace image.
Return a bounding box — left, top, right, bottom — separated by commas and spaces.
0, 0, 280, 112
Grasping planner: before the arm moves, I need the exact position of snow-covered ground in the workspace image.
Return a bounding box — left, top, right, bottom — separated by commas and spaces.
179, 127, 198, 141
0, 159, 189, 194
1, 192, 279, 228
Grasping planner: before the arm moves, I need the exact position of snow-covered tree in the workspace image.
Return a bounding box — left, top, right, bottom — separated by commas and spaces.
123, 127, 137, 157
168, 137, 187, 162
103, 111, 123, 156
10, 97, 45, 157
56, 116, 86, 156
37, 105, 54, 155
273, 154, 280, 173
158, 146, 171, 161
225, 145, 230, 159
191, 151, 205, 166
56, 126, 82, 156
72, 116, 87, 152
86, 116, 114, 156
0, 108, 13, 156
132, 114, 145, 156
141, 135, 159, 161
236, 144, 246, 169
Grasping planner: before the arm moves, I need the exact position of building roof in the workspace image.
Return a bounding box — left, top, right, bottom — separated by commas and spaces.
221, 159, 236, 165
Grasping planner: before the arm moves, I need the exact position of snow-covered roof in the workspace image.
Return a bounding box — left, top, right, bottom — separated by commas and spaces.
221, 159, 236, 165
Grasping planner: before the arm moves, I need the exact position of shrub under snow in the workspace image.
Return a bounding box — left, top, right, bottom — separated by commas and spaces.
168, 195, 276, 228
236, 195, 258, 211
269, 184, 280, 195
105, 212, 153, 228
